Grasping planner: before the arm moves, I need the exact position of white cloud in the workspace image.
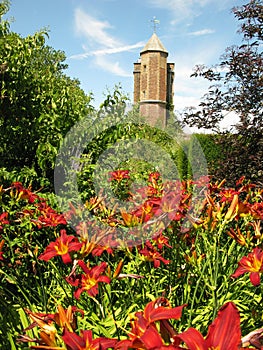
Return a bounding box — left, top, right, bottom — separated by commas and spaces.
74, 8, 120, 48
171, 53, 215, 112
146, 0, 234, 25
187, 29, 215, 36
70, 42, 145, 59
147, 0, 213, 23
173, 80, 210, 112
94, 56, 132, 77
73, 8, 145, 77
70, 8, 145, 77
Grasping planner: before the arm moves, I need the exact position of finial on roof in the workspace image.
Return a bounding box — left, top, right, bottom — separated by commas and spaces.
151, 16, 160, 33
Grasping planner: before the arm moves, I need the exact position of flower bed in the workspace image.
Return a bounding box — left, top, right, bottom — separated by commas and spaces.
1, 173, 263, 349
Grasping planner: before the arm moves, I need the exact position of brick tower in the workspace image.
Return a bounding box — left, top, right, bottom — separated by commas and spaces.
133, 33, 174, 128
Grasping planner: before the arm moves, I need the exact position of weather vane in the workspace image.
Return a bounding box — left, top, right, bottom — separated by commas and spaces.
151, 16, 160, 33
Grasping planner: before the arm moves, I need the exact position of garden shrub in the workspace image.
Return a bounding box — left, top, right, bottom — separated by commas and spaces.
189, 133, 224, 180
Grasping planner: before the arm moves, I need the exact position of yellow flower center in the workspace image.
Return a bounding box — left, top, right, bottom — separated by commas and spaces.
251, 256, 262, 272
56, 242, 68, 255
83, 276, 97, 290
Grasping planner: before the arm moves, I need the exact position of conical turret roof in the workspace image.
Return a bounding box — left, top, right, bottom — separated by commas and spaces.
140, 33, 168, 54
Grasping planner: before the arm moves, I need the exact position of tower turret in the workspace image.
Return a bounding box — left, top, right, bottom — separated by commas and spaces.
133, 32, 174, 127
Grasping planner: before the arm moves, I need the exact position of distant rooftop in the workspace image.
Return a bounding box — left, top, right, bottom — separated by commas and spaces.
140, 33, 168, 54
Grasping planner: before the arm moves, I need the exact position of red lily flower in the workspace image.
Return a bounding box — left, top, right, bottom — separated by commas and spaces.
12, 182, 39, 203
132, 183, 162, 200
63, 329, 117, 350
139, 241, 170, 268
175, 302, 242, 350
249, 202, 263, 220
219, 189, 240, 203
33, 202, 68, 227
117, 325, 177, 350
36, 201, 56, 214
0, 212, 9, 230
231, 247, 263, 286
132, 198, 161, 223
66, 261, 110, 299
0, 239, 5, 260
38, 230, 83, 264
155, 193, 185, 222
117, 298, 185, 350
148, 171, 161, 183
137, 326, 180, 350
37, 212, 67, 227
153, 232, 172, 250
91, 244, 113, 256
142, 298, 186, 325
108, 169, 130, 182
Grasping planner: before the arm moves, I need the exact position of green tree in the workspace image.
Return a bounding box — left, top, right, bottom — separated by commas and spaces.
184, 0, 262, 130
0, 1, 93, 188
183, 0, 263, 184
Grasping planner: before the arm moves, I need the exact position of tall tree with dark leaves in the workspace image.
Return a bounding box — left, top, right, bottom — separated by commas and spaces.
183, 0, 263, 185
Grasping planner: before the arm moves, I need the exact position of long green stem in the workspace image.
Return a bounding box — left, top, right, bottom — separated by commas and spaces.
211, 220, 227, 318
102, 284, 120, 340
187, 258, 210, 327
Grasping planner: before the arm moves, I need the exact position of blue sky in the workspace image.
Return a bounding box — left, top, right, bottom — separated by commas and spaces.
5, 0, 244, 127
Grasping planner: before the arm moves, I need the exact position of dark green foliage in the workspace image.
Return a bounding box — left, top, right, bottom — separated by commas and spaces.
169, 133, 223, 180
213, 129, 263, 186
191, 133, 224, 180
175, 138, 189, 180
0, 2, 93, 189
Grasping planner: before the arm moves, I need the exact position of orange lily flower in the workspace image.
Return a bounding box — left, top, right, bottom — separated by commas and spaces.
38, 230, 83, 264
227, 227, 247, 246
18, 306, 84, 349
121, 212, 142, 227
225, 194, 239, 221
21, 309, 58, 348
108, 169, 130, 182
231, 247, 263, 286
